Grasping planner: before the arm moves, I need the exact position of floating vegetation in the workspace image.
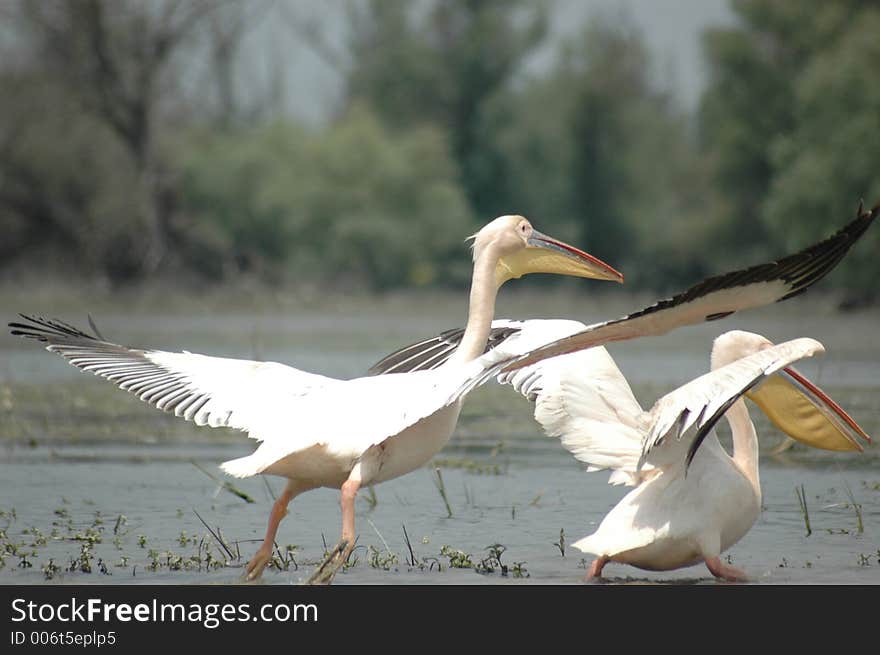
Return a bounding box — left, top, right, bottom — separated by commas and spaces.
440, 545, 473, 569
42, 559, 59, 580
367, 545, 399, 571
73, 544, 93, 574
23, 527, 47, 548
472, 544, 528, 578
72, 526, 103, 546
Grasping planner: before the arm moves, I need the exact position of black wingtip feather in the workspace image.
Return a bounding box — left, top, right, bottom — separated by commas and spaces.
9, 314, 106, 344
685, 375, 768, 470
368, 325, 520, 376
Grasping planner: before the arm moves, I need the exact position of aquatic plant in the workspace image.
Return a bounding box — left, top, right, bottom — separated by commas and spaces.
553, 528, 565, 557
433, 468, 453, 518
841, 480, 864, 534
795, 484, 811, 536
439, 545, 473, 569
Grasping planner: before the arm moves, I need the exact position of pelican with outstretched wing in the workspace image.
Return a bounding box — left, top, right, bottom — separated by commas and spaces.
8, 215, 622, 584
564, 330, 870, 580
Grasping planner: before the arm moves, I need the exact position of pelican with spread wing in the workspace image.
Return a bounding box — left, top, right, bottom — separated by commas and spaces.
563, 330, 870, 580
9, 215, 623, 583
375, 324, 871, 580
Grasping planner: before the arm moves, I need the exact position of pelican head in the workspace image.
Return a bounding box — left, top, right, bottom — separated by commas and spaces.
712, 330, 871, 452
471, 215, 624, 286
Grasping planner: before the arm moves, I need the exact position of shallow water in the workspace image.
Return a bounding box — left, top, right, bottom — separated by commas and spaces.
0, 292, 878, 584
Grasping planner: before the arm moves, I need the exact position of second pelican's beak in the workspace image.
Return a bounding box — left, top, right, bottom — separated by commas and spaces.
496, 230, 624, 285
746, 367, 872, 452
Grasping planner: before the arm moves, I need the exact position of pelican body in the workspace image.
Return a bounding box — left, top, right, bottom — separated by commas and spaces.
571, 330, 870, 580
375, 324, 870, 581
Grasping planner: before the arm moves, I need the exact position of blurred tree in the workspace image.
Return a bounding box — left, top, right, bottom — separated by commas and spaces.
0, 0, 266, 282
700, 0, 880, 299
481, 14, 718, 288
178, 106, 475, 289
340, 0, 548, 218
763, 8, 880, 303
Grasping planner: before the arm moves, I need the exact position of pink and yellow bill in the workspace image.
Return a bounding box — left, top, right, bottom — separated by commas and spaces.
747, 367, 872, 452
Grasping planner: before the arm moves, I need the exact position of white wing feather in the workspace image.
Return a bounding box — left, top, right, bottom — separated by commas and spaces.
457, 319, 650, 485
637, 337, 825, 473
11, 316, 492, 476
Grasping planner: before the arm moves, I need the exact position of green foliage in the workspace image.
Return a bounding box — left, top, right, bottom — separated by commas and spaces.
701, 0, 880, 298
482, 14, 718, 288
0, 70, 152, 280
0, 0, 875, 297
763, 9, 880, 297
344, 0, 548, 217
178, 107, 475, 289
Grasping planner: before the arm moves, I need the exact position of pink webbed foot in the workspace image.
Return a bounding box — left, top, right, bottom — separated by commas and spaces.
583, 556, 609, 581
705, 556, 748, 582
244, 546, 274, 581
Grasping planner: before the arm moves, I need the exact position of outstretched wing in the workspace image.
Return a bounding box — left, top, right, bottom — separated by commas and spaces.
638, 337, 825, 473
9, 315, 491, 477
9, 314, 342, 435
368, 321, 521, 375
371, 318, 649, 484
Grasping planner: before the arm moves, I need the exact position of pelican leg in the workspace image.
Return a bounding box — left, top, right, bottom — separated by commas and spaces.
305, 468, 362, 585
704, 556, 748, 582
584, 556, 609, 581
244, 481, 298, 581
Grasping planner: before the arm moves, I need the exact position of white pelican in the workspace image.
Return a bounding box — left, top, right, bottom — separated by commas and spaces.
8, 215, 623, 583
376, 325, 870, 581
556, 330, 870, 581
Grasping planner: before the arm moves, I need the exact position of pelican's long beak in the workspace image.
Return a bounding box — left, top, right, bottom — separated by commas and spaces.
496, 230, 624, 285
746, 367, 872, 452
